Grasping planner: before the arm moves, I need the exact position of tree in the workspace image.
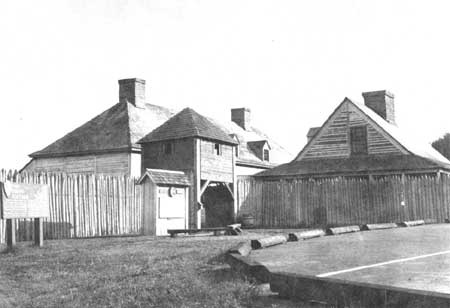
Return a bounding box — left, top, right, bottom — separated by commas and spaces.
432, 133, 450, 160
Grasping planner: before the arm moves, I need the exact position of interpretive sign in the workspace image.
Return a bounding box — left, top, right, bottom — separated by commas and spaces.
0, 181, 50, 219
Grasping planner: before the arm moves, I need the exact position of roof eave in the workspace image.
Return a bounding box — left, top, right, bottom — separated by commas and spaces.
29, 146, 134, 158
236, 159, 277, 169
139, 135, 238, 146
255, 166, 449, 179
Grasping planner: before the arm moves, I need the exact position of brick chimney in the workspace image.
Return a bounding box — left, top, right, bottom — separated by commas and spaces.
231, 108, 251, 131
119, 78, 146, 108
362, 90, 395, 125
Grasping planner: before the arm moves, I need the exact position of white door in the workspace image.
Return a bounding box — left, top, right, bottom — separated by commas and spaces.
156, 187, 187, 236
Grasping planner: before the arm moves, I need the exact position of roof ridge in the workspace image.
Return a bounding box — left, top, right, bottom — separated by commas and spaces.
30, 101, 175, 158
346, 99, 411, 155
293, 98, 348, 161
30, 101, 129, 157
187, 107, 201, 137
138, 107, 238, 145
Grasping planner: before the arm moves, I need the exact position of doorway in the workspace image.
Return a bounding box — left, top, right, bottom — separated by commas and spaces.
201, 184, 233, 228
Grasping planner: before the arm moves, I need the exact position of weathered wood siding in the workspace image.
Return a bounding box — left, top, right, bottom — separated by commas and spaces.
200, 140, 233, 183
142, 179, 157, 235
237, 174, 450, 228
141, 139, 195, 174
300, 101, 404, 160
0, 170, 142, 243
24, 152, 133, 176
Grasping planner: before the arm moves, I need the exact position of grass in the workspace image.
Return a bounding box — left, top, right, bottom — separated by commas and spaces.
0, 230, 311, 308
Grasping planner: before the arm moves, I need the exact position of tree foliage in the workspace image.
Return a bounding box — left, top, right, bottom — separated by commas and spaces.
432, 133, 450, 160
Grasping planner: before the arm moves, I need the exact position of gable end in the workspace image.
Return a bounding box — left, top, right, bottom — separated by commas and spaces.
296, 99, 408, 161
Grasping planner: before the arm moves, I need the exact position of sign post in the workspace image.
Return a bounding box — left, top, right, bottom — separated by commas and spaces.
5, 219, 15, 248
34, 218, 44, 247
1, 181, 50, 249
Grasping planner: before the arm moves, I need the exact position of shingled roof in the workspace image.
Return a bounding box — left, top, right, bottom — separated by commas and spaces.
351, 98, 450, 165
256, 155, 450, 178
138, 107, 238, 145
30, 102, 174, 158
138, 168, 191, 186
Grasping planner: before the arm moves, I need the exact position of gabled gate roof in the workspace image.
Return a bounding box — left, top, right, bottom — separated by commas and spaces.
138, 168, 191, 186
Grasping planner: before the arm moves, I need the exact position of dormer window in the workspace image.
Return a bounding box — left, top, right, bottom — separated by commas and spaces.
247, 140, 271, 162
263, 149, 270, 161
163, 142, 173, 155
214, 143, 222, 155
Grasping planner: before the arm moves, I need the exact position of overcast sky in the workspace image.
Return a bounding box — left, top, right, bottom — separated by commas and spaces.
1, 0, 450, 169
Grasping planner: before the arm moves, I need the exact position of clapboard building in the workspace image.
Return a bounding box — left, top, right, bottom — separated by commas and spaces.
257, 90, 450, 179
23, 78, 290, 177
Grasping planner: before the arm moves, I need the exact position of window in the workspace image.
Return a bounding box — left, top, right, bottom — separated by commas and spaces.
235, 145, 239, 157
163, 142, 173, 155
263, 149, 270, 161
350, 126, 368, 155
214, 143, 222, 155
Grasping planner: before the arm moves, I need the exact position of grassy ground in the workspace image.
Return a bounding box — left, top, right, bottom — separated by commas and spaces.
0, 230, 313, 308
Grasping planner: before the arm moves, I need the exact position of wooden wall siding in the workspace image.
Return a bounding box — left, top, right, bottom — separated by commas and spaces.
200, 140, 233, 183
348, 103, 402, 155
141, 139, 195, 174
301, 109, 349, 160
300, 102, 403, 160
237, 175, 450, 228
25, 153, 131, 175
0, 170, 142, 243
142, 180, 157, 235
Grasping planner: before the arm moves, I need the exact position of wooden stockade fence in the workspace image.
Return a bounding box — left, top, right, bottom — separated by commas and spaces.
237, 175, 450, 228
0, 169, 142, 243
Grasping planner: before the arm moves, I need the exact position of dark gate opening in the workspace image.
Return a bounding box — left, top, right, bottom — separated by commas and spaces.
202, 184, 233, 228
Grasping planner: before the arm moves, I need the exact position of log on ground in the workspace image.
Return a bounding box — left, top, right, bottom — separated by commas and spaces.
399, 220, 425, 227
361, 223, 398, 231
228, 241, 252, 256
326, 225, 360, 235
288, 229, 325, 241
251, 235, 288, 250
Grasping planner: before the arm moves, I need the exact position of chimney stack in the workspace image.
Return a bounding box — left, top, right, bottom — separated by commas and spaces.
362, 90, 395, 125
119, 78, 146, 108
231, 108, 251, 131
307, 127, 320, 142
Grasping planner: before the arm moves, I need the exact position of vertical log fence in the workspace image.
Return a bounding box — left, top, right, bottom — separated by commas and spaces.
3, 169, 450, 242
0, 169, 142, 243
237, 174, 450, 228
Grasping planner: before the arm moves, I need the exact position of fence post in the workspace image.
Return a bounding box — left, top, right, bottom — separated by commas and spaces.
6, 219, 15, 249
34, 218, 43, 247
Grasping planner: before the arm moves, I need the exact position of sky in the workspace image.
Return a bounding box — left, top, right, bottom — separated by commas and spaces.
2, 0, 450, 169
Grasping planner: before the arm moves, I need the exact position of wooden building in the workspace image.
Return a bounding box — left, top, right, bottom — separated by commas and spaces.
23, 78, 291, 177
138, 169, 190, 236
257, 90, 450, 179
23, 79, 174, 176
138, 108, 239, 229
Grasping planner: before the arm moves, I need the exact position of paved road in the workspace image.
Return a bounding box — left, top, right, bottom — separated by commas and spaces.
250, 224, 450, 294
